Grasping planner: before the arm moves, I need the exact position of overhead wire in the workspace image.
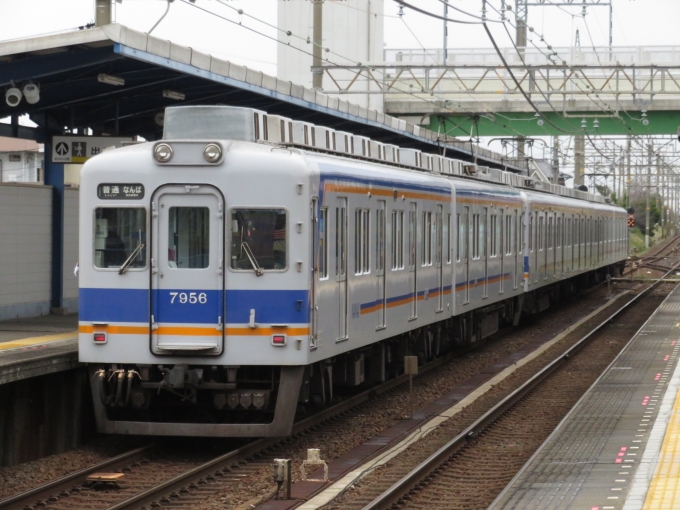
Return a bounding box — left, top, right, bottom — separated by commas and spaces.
391, 0, 502, 25
182, 0, 676, 188
183, 0, 537, 144
483, 1, 668, 179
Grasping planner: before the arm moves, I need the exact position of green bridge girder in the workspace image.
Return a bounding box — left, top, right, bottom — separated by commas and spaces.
427, 111, 680, 138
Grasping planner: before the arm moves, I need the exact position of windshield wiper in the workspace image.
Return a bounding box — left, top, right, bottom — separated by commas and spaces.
118, 243, 145, 275
241, 242, 264, 276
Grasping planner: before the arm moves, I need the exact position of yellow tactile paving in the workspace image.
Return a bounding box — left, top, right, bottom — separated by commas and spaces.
0, 332, 77, 352
643, 383, 680, 509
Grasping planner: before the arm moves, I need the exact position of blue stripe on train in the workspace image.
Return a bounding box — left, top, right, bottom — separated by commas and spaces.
79, 288, 310, 324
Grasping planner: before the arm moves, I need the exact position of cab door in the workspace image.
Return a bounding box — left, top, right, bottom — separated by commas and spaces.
151, 185, 224, 354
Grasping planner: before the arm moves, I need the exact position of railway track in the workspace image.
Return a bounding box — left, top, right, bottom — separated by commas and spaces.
5, 237, 679, 510
354, 261, 680, 509
0, 346, 460, 510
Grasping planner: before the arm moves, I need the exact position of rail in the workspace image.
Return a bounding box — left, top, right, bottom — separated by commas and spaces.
361, 258, 680, 510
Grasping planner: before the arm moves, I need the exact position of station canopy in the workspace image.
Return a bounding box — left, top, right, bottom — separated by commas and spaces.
0, 24, 523, 172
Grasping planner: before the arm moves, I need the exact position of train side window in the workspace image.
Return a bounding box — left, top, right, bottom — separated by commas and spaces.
529, 214, 533, 252
355, 209, 370, 275
398, 211, 404, 268
231, 209, 286, 270
557, 217, 562, 248
319, 208, 328, 279
567, 218, 571, 247
437, 208, 443, 265
94, 207, 147, 269
455, 213, 461, 262
472, 214, 480, 259
504, 214, 510, 255
446, 213, 451, 263
422, 212, 432, 266
548, 216, 553, 250
538, 216, 544, 251
408, 206, 417, 268
336, 205, 346, 277
490, 215, 497, 257
376, 206, 385, 273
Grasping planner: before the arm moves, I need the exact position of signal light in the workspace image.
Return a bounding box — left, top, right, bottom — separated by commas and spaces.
628, 214, 635, 228
94, 332, 107, 344
272, 334, 286, 346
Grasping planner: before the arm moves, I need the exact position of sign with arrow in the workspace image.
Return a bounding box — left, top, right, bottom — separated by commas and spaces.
51, 136, 134, 163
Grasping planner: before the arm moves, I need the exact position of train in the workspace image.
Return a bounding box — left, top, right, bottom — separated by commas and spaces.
78, 106, 628, 437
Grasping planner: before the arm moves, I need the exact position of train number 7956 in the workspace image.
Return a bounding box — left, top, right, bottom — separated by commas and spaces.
169, 292, 208, 304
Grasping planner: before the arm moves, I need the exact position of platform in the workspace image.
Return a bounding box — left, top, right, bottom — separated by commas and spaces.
489, 284, 680, 510
0, 314, 79, 385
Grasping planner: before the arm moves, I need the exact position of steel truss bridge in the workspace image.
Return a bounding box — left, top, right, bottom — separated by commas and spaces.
317, 46, 680, 137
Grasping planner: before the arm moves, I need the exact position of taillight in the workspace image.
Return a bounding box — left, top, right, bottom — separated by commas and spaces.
272, 334, 286, 346
94, 332, 107, 344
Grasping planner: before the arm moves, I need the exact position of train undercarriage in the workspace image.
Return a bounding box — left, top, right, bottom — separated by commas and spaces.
91, 262, 624, 437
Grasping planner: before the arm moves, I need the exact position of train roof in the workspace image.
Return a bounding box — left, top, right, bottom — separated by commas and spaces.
162, 106, 613, 207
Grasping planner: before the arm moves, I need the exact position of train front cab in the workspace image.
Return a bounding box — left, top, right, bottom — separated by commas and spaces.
82, 142, 309, 438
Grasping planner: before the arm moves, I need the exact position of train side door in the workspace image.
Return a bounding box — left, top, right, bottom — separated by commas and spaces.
499, 209, 505, 294
335, 198, 347, 342
462, 207, 470, 304
376, 201, 387, 329
514, 210, 519, 290
409, 202, 417, 319
150, 185, 224, 354
336, 198, 348, 341
311, 199, 321, 348
436, 204, 444, 311
482, 207, 488, 298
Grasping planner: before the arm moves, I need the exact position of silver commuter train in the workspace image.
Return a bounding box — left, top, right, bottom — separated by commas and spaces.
79, 106, 627, 437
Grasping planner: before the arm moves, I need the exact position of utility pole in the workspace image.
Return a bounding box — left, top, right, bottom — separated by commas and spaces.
574, 135, 585, 187
312, 0, 323, 90
646, 142, 652, 249
552, 137, 560, 184
95, 0, 112, 26
515, 0, 527, 170
443, 0, 448, 64
626, 136, 632, 208
515, 0, 527, 51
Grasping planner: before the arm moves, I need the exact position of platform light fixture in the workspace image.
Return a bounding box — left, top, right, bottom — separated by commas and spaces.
163, 89, 185, 101
98, 73, 125, 86
22, 83, 40, 104
5, 87, 22, 107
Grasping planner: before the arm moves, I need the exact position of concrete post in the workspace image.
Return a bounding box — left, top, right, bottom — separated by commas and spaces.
626, 137, 631, 208
95, 0, 112, 26
574, 135, 585, 187
646, 143, 652, 249
44, 140, 65, 312
312, 0, 323, 90
552, 137, 560, 183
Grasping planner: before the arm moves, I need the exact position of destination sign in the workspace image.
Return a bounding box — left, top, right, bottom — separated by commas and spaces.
97, 183, 145, 200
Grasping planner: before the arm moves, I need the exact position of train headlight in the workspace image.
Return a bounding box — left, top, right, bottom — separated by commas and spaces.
203, 143, 222, 163
153, 143, 173, 163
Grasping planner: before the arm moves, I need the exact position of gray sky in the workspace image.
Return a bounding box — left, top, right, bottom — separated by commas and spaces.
3, 0, 679, 173
3, 0, 680, 78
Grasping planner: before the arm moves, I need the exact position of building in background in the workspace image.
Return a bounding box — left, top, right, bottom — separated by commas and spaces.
277, 0, 384, 112
0, 136, 43, 183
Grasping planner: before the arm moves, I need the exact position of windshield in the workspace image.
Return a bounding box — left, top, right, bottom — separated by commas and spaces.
94, 208, 147, 269
231, 209, 286, 271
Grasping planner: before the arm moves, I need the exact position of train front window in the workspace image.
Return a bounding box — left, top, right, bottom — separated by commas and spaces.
231, 209, 287, 271
94, 208, 147, 269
